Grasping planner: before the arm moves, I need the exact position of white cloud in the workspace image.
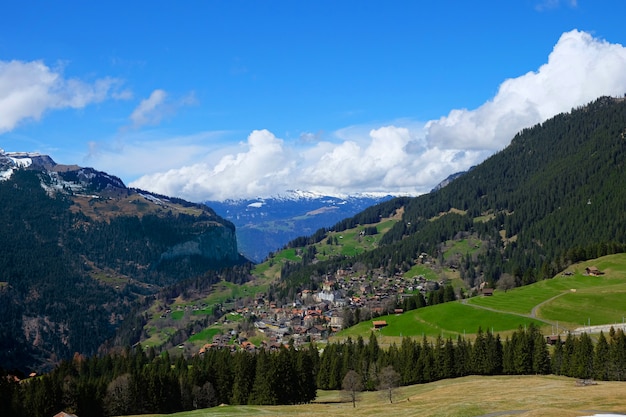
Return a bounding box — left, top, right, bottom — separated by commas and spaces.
128, 89, 197, 129
127, 125, 484, 200
425, 30, 626, 151
130, 129, 297, 201
129, 89, 168, 128
0, 59, 127, 133
128, 30, 626, 202
82, 130, 232, 180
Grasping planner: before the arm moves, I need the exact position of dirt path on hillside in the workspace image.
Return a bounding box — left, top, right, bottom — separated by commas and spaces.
530, 292, 569, 318
462, 291, 570, 329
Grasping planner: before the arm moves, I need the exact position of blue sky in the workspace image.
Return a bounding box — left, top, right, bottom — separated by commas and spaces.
2, 0, 626, 200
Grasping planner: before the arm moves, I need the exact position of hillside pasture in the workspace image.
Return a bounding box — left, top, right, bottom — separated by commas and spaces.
442, 237, 483, 262
125, 375, 626, 417
403, 264, 439, 281
335, 301, 544, 342
336, 254, 626, 343
467, 254, 626, 328
537, 290, 626, 328
187, 327, 221, 344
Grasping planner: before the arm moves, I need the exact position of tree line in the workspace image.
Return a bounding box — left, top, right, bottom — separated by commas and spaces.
3, 325, 626, 416
0, 343, 318, 417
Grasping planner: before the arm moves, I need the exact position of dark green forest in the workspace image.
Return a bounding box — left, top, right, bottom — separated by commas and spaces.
0, 169, 245, 372
3, 327, 626, 416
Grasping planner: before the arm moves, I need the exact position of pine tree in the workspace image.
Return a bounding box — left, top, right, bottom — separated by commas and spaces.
471, 327, 489, 374
550, 336, 564, 375
454, 335, 471, 377
231, 351, 255, 405
512, 327, 532, 374
248, 350, 276, 405
295, 346, 317, 403
531, 326, 550, 374
594, 332, 610, 380
570, 332, 594, 379
609, 329, 626, 380
561, 333, 576, 377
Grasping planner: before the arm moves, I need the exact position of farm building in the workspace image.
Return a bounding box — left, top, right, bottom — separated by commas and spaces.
585, 266, 603, 276
372, 320, 388, 329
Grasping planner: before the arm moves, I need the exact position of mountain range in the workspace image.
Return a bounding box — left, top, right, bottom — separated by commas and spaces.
206, 191, 394, 262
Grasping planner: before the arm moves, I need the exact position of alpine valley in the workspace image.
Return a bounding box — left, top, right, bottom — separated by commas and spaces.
3, 96, 626, 417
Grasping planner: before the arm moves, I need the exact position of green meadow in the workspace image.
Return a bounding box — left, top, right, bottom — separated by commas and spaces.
466, 254, 626, 328
336, 253, 626, 342
336, 300, 543, 342
188, 327, 222, 344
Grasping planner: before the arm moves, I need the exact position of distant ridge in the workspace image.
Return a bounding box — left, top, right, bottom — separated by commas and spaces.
430, 167, 474, 192
206, 191, 395, 262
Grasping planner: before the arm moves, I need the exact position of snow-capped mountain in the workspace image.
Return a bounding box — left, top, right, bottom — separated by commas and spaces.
0, 148, 127, 194
206, 191, 395, 262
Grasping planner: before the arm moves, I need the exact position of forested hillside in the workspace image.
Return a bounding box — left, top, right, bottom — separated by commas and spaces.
395, 96, 626, 284
0, 164, 246, 372
275, 96, 626, 297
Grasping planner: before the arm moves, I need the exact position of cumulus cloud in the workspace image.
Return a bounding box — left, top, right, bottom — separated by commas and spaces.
130, 129, 297, 201
0, 59, 127, 133
425, 30, 626, 151
127, 125, 483, 201
128, 29, 626, 201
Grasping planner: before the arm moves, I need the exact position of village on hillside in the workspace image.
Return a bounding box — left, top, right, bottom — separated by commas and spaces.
187, 253, 449, 355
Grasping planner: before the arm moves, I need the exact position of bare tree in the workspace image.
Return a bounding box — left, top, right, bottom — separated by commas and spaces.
377, 365, 400, 403
342, 370, 363, 408
497, 273, 517, 292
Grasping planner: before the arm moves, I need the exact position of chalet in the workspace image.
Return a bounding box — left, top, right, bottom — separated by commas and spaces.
585, 266, 603, 276
314, 324, 329, 338
372, 320, 388, 329
481, 288, 494, 296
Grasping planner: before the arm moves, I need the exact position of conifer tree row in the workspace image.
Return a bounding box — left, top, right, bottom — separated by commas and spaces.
3, 326, 626, 416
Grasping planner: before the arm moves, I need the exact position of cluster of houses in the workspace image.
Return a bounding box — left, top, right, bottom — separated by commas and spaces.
193, 260, 448, 355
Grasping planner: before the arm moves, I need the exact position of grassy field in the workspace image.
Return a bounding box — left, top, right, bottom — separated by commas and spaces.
466, 254, 626, 328
335, 301, 545, 342
187, 328, 221, 344
123, 375, 626, 417
334, 254, 626, 344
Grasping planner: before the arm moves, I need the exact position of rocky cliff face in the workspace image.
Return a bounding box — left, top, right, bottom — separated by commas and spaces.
160, 224, 241, 263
